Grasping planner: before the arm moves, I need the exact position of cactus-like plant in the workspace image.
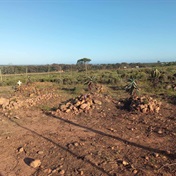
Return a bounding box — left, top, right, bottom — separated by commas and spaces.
125, 78, 139, 97
151, 69, 161, 87
84, 76, 97, 91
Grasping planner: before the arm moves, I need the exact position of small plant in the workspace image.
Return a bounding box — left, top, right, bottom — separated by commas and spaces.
125, 78, 139, 97
151, 68, 161, 87
84, 76, 103, 93
84, 76, 97, 91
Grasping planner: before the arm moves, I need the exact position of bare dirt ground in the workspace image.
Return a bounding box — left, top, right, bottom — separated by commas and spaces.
0, 83, 175, 176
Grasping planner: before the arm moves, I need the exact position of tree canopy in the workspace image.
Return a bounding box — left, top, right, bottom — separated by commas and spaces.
77, 58, 91, 65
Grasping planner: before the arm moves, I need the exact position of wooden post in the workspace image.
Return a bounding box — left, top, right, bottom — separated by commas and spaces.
48, 65, 50, 77
26, 66, 28, 77
0, 69, 2, 82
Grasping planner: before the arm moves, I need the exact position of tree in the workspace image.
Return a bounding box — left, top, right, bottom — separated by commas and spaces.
77, 58, 91, 75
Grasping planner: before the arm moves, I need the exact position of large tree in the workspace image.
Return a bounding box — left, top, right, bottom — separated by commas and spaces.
77, 58, 91, 75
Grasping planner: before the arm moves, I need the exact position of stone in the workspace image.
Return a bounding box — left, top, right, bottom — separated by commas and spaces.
158, 129, 163, 134
14, 116, 20, 119
79, 170, 84, 175
74, 142, 79, 147
30, 159, 41, 168
145, 156, 149, 160
122, 161, 128, 166
65, 109, 71, 113
18, 147, 24, 153
44, 168, 52, 174
75, 101, 81, 107
52, 169, 58, 173
80, 103, 87, 109
133, 169, 138, 174
93, 99, 102, 105
60, 104, 67, 111
59, 169, 65, 175
154, 153, 159, 157
37, 151, 44, 155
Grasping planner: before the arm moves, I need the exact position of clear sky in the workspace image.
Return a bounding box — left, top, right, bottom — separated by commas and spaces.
0, 0, 176, 65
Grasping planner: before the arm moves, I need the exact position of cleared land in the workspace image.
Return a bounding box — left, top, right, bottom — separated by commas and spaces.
0, 67, 175, 176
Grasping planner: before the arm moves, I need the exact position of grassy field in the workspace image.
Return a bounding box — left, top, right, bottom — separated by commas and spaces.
0, 65, 176, 100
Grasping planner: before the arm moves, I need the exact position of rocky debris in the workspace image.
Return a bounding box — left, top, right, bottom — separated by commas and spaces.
127, 96, 161, 113
55, 93, 103, 114
0, 92, 59, 112
0, 97, 9, 107
29, 159, 41, 168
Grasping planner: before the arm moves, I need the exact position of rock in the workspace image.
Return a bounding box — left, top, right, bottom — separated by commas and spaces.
153, 153, 159, 157
80, 103, 87, 110
52, 169, 58, 173
60, 104, 67, 111
155, 107, 160, 113
158, 129, 163, 134
75, 101, 81, 107
30, 159, 41, 168
65, 109, 71, 113
44, 168, 52, 174
79, 170, 84, 175
66, 102, 71, 107
93, 99, 102, 105
18, 147, 24, 153
59, 169, 65, 175
142, 107, 148, 113
122, 161, 128, 166
145, 156, 149, 160
133, 169, 138, 174
30, 93, 35, 97
14, 116, 20, 119
37, 151, 44, 155
74, 142, 79, 147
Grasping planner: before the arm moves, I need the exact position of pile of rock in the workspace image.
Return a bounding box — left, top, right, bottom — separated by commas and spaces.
55, 93, 102, 114
129, 96, 161, 113
0, 92, 59, 112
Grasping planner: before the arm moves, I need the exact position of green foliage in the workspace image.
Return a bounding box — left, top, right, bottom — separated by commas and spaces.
77, 58, 91, 64
0, 65, 175, 103
151, 68, 161, 78
77, 58, 91, 75
125, 78, 139, 97
150, 68, 161, 87
84, 76, 97, 91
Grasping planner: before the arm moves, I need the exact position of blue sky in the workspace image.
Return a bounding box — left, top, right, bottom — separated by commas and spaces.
0, 0, 176, 65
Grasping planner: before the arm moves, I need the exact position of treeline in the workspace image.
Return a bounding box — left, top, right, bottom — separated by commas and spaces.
0, 62, 176, 74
